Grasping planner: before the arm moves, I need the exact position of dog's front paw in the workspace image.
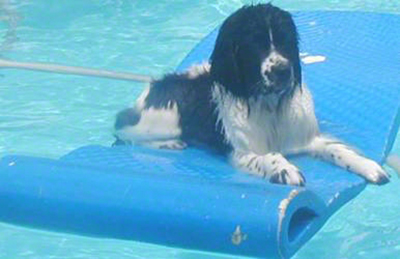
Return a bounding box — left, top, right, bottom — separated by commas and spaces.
268, 162, 306, 187
233, 152, 306, 186
349, 159, 390, 185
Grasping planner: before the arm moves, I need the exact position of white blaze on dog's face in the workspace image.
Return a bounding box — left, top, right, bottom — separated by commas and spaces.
210, 4, 301, 99
260, 29, 294, 93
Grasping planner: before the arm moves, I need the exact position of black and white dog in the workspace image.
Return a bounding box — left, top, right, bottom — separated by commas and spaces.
114, 4, 389, 186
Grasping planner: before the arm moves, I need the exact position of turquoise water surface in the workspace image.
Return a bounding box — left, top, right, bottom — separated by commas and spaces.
0, 0, 399, 258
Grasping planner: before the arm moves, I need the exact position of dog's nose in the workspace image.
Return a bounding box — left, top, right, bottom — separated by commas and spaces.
115, 108, 141, 130
267, 63, 291, 84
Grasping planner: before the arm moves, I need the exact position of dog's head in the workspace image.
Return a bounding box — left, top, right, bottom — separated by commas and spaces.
210, 4, 301, 99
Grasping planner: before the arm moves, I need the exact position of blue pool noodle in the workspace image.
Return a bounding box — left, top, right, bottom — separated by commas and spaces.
0, 12, 399, 258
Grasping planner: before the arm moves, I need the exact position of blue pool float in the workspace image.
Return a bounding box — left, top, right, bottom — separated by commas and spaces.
0, 11, 399, 259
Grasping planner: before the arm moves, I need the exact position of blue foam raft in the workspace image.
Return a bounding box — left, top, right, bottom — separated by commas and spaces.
0, 11, 399, 259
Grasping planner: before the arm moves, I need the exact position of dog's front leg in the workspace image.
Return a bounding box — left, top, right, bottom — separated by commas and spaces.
231, 151, 305, 186
307, 136, 390, 184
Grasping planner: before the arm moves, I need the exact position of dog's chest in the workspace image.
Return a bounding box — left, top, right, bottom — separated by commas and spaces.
214, 86, 319, 154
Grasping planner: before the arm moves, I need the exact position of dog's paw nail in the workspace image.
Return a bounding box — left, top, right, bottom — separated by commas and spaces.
298, 170, 306, 183
269, 173, 281, 184
375, 174, 390, 185
269, 167, 305, 187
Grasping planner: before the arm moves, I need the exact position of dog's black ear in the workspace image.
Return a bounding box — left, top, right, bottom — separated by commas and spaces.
289, 18, 302, 87
293, 54, 302, 87
210, 26, 247, 98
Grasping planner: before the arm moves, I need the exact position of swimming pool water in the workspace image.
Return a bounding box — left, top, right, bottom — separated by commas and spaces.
0, 0, 399, 258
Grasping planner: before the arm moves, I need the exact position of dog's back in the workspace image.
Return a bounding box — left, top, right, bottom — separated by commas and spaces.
115, 68, 229, 153
151, 72, 227, 150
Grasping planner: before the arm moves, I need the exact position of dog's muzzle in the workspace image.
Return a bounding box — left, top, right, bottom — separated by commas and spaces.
265, 63, 291, 87
261, 53, 293, 93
